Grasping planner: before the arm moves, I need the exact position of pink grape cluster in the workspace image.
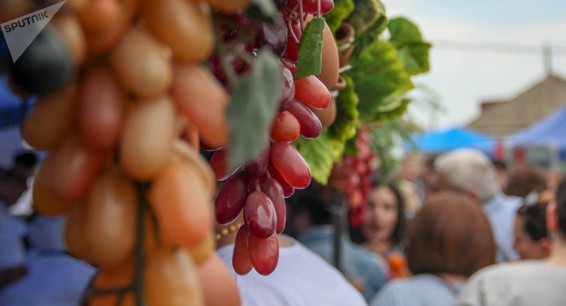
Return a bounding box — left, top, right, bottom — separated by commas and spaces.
209, 0, 335, 275
330, 128, 375, 226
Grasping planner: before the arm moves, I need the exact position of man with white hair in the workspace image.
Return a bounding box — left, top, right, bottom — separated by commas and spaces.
434, 149, 521, 262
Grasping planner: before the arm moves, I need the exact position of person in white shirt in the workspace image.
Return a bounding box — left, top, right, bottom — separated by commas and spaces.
456, 174, 566, 306
434, 149, 522, 262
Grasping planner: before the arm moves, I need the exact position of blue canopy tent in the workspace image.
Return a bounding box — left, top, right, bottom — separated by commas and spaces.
507, 103, 566, 160
407, 127, 496, 156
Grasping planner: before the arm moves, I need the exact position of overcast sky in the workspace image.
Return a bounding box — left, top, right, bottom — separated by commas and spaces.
382, 0, 566, 130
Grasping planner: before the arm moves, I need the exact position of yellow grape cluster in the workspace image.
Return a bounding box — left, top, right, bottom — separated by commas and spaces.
3, 0, 254, 305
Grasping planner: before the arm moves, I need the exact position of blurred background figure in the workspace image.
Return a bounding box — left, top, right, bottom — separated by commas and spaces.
7, 151, 38, 217
398, 152, 426, 218
491, 160, 508, 191
288, 181, 388, 302
434, 149, 522, 262
457, 175, 566, 306
356, 179, 408, 279
420, 155, 439, 201
0, 151, 37, 297
500, 163, 552, 260
0, 216, 96, 306
513, 190, 553, 260
504, 164, 547, 198
370, 192, 496, 306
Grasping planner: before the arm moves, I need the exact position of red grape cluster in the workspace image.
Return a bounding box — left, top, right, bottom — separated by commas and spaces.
330, 128, 375, 226
209, 0, 335, 275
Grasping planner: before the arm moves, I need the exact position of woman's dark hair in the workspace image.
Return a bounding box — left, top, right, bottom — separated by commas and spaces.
406, 192, 496, 277
380, 181, 407, 246
286, 180, 334, 226
516, 192, 550, 241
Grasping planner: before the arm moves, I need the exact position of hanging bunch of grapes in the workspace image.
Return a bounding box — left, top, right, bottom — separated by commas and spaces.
329, 127, 376, 226
0, 0, 290, 305
0, 0, 341, 304
210, 0, 340, 275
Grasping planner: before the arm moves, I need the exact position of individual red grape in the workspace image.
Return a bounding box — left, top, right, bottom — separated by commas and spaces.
267, 164, 295, 198
248, 233, 279, 275
244, 191, 276, 238
282, 21, 301, 62
243, 145, 270, 179
270, 111, 300, 142
210, 148, 233, 181
279, 67, 295, 110
209, 48, 249, 85
294, 75, 331, 109
287, 0, 334, 15
270, 141, 311, 189
258, 12, 287, 56
215, 172, 249, 224
288, 101, 322, 138
233, 225, 253, 275
261, 178, 286, 234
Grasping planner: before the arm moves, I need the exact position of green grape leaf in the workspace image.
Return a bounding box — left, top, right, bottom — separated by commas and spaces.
347, 0, 387, 54
293, 132, 345, 185
352, 14, 387, 57
374, 95, 412, 122
325, 0, 355, 34
388, 17, 431, 75
227, 49, 282, 171
349, 40, 413, 121
328, 74, 359, 143
247, 0, 278, 23
295, 17, 325, 79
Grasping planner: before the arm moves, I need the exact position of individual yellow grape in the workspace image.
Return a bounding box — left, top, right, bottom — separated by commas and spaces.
172, 140, 216, 195
148, 157, 213, 249
82, 0, 139, 55
64, 200, 90, 261
141, 0, 213, 62
145, 247, 204, 306
52, 14, 86, 65
81, 166, 137, 268
89, 261, 135, 306
197, 253, 241, 306
21, 85, 76, 150
109, 27, 173, 98
50, 133, 109, 202
171, 64, 229, 148
77, 65, 126, 151
120, 96, 177, 180
76, 0, 121, 33
31, 156, 74, 216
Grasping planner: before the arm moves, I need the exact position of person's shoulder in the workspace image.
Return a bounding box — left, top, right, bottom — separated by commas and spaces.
463, 260, 549, 293
474, 261, 546, 277
369, 277, 424, 306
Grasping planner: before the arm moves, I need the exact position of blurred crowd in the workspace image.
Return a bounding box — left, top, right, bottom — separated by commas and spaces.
2, 148, 566, 306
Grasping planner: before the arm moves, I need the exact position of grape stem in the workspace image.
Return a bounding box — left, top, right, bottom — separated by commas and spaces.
133, 181, 150, 306
338, 64, 352, 74
287, 18, 300, 44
